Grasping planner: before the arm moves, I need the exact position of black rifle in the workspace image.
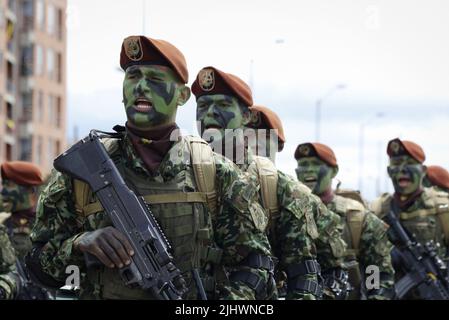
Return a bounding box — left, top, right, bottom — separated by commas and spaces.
53, 130, 188, 300
15, 258, 52, 300
384, 203, 449, 300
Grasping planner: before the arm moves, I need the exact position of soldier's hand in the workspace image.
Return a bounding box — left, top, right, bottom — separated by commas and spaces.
74, 227, 135, 269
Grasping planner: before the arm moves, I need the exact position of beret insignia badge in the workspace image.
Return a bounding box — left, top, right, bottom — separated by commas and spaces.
390, 141, 401, 155
199, 69, 215, 91
299, 145, 310, 156
124, 36, 143, 61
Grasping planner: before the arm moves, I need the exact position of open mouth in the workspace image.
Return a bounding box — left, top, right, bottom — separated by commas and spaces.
204, 124, 222, 130
133, 98, 153, 113
398, 177, 411, 188
304, 177, 317, 183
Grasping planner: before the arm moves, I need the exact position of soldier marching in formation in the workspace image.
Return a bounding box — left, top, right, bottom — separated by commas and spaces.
0, 35, 448, 300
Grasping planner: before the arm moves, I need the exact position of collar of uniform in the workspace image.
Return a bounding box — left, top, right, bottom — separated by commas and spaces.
122, 130, 186, 181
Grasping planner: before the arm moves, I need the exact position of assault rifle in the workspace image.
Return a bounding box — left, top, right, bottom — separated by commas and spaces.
384, 204, 449, 300
53, 130, 188, 300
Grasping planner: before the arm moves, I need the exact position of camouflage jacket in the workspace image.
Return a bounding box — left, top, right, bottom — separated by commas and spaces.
371, 187, 449, 259
240, 156, 346, 299
30, 133, 273, 300
328, 195, 394, 299
0, 224, 19, 299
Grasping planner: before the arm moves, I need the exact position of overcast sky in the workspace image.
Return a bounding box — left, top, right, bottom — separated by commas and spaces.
66, 0, 449, 200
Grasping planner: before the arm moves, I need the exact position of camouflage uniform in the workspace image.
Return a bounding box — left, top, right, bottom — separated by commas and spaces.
242, 156, 346, 299
372, 188, 449, 262
29, 133, 273, 300
328, 194, 395, 299
0, 224, 20, 299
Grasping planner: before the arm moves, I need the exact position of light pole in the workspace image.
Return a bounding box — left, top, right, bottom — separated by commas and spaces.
315, 84, 346, 141
358, 112, 384, 193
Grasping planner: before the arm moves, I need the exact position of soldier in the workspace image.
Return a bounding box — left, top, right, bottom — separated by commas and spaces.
27, 36, 274, 300
370, 138, 449, 297
423, 165, 449, 193
0, 224, 20, 299
1, 161, 44, 259
295, 142, 395, 299
193, 67, 348, 299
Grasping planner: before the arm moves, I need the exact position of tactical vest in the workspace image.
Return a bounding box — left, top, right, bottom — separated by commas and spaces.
331, 194, 368, 299
371, 188, 449, 250
73, 135, 223, 300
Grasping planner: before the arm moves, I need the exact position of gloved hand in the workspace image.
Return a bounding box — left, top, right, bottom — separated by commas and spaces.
74, 226, 134, 269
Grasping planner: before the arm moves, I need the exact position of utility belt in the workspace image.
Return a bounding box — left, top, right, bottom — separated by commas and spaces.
229, 253, 276, 300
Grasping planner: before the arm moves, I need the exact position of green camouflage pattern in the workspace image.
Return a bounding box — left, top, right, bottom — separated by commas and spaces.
1, 179, 34, 213
372, 188, 449, 259
123, 65, 190, 130
388, 155, 425, 196
0, 224, 19, 299
196, 93, 346, 299
31, 134, 273, 300
328, 195, 395, 299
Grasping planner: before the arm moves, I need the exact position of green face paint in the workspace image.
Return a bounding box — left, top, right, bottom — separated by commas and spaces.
388, 155, 425, 195
123, 65, 186, 130
1, 179, 33, 212
296, 156, 335, 195
196, 94, 248, 143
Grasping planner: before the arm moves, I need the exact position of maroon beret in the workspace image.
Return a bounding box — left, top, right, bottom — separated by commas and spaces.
191, 66, 253, 106
294, 142, 338, 167
427, 165, 449, 190
387, 138, 425, 163
120, 35, 188, 83
1, 161, 44, 186
249, 105, 285, 151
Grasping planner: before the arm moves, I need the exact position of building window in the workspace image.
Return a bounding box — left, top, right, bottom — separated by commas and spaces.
22, 0, 34, 31
47, 48, 55, 80
57, 8, 64, 40
47, 4, 56, 36
37, 91, 44, 123
22, 91, 33, 120
6, 143, 12, 161
6, 61, 15, 93
20, 138, 33, 161
56, 96, 62, 128
35, 45, 44, 76
48, 94, 55, 125
36, 0, 45, 31
21, 44, 34, 76
37, 136, 43, 165
57, 52, 63, 83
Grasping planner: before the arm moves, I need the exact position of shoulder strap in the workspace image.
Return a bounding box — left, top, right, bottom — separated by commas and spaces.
370, 193, 391, 218
335, 196, 367, 252
184, 136, 217, 216
248, 156, 279, 217
428, 188, 449, 244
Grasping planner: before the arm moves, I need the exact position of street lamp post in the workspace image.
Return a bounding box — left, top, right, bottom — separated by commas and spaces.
358, 112, 384, 193
315, 84, 346, 141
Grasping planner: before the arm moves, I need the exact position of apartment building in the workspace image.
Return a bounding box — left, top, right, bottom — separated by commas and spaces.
0, 0, 67, 176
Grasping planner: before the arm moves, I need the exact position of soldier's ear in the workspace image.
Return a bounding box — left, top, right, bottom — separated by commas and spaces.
331, 165, 339, 178
177, 85, 191, 106
241, 106, 254, 126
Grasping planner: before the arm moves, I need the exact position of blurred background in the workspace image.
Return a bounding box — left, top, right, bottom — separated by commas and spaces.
1, 0, 448, 200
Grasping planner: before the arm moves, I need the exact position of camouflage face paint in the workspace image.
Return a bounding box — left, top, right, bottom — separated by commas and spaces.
388, 155, 425, 195
296, 157, 335, 195
196, 94, 249, 143
123, 65, 186, 129
1, 179, 33, 212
